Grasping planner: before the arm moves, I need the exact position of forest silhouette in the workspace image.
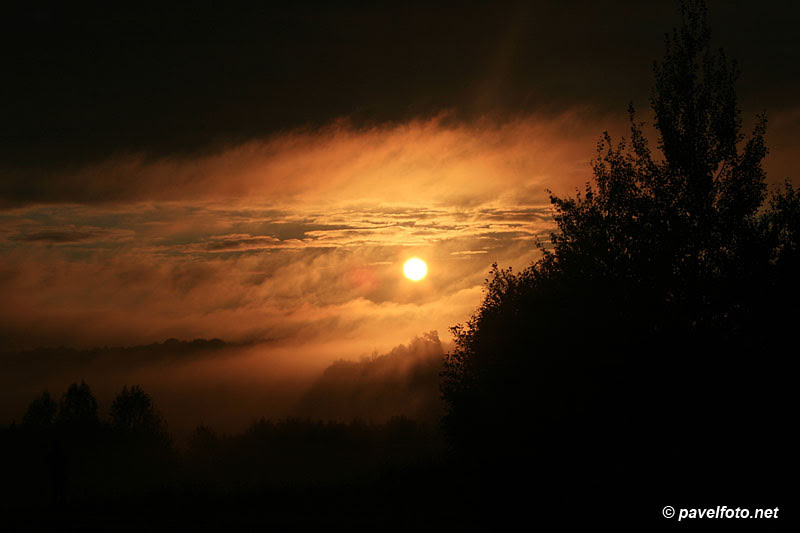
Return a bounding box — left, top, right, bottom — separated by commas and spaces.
1, 0, 795, 528
442, 0, 795, 523
2, 380, 448, 528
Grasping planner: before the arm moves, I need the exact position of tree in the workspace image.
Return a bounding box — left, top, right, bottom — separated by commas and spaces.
107, 385, 173, 493
441, 0, 797, 507
109, 385, 166, 437
543, 0, 771, 333
56, 381, 99, 428
22, 390, 57, 429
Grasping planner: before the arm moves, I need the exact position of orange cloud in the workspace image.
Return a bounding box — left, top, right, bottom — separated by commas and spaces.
2, 109, 796, 430
5, 110, 611, 206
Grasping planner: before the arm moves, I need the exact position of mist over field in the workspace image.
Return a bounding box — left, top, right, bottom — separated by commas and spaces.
1, 333, 445, 435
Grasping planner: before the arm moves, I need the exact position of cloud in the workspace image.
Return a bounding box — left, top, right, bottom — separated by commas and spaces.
3, 109, 792, 432
3, 2, 797, 175
0, 112, 611, 353
6, 225, 135, 244
0, 111, 609, 206
3, 110, 792, 353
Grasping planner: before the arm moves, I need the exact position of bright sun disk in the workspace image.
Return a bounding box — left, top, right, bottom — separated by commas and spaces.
403, 258, 427, 281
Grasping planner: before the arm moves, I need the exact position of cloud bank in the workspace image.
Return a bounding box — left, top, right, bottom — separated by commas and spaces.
0, 112, 614, 352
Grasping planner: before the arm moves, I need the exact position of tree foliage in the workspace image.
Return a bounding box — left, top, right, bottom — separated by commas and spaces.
55, 381, 99, 428
22, 390, 57, 429
109, 385, 166, 437
441, 0, 797, 495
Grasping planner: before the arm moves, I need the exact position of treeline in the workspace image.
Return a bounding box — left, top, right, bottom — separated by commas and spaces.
0, 381, 443, 511
440, 2, 796, 521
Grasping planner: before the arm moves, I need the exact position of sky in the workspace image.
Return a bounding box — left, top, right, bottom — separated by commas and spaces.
1, 1, 798, 428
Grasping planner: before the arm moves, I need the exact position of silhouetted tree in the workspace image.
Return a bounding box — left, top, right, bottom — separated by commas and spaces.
441, 0, 797, 511
544, 0, 774, 334
22, 391, 57, 429
56, 381, 99, 428
105, 385, 173, 494
110, 385, 166, 437
765, 181, 800, 307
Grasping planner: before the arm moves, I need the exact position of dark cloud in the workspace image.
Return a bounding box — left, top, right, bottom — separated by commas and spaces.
0, 112, 605, 206
7, 226, 133, 244
1, 1, 797, 179
203, 234, 284, 252
10, 230, 99, 243
476, 207, 552, 221
1, 338, 234, 380
1, 223, 136, 248
259, 222, 357, 241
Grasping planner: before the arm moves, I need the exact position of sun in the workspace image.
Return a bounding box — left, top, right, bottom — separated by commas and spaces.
403, 257, 427, 281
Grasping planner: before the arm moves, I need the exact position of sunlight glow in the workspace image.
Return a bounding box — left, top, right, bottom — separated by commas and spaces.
403, 258, 428, 281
